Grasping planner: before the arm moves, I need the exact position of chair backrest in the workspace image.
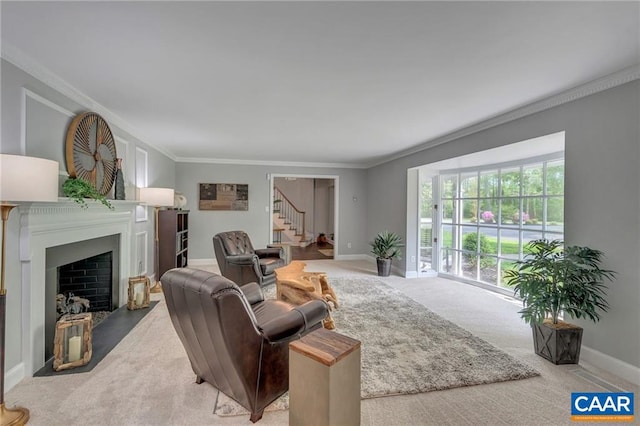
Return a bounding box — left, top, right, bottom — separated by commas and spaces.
213, 231, 262, 283
215, 230, 255, 255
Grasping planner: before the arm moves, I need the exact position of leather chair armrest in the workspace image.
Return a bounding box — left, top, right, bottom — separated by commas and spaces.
226, 254, 259, 266
240, 282, 264, 305
259, 300, 328, 343
255, 247, 283, 258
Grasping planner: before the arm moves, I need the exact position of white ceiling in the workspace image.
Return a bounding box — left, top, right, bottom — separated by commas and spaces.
1, 1, 638, 167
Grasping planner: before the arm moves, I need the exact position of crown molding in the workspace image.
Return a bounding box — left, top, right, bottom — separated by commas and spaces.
175, 156, 368, 169
365, 64, 640, 168
1, 42, 178, 162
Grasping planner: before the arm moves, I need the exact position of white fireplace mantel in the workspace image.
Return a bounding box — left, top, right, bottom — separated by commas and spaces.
17, 198, 138, 378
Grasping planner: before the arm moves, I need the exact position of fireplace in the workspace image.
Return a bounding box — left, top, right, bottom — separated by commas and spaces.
44, 235, 120, 362
14, 200, 137, 383
58, 252, 114, 312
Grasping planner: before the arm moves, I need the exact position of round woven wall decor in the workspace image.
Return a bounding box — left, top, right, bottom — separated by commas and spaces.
65, 112, 117, 195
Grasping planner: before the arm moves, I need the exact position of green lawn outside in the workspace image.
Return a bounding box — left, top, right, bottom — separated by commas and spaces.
430, 230, 521, 287
437, 230, 520, 256
488, 239, 519, 255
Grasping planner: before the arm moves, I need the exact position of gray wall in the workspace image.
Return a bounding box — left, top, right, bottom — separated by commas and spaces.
175, 163, 367, 261
367, 80, 640, 370
1, 59, 175, 372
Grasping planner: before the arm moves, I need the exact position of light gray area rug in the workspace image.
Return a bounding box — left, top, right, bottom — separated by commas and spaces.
215, 277, 539, 416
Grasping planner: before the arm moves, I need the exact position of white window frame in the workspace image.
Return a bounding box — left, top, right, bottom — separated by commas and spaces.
437, 152, 564, 288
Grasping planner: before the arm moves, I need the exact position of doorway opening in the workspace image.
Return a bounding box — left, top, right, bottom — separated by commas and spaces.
270, 174, 339, 261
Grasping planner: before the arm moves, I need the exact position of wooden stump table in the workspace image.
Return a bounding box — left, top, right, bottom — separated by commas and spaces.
274, 261, 338, 329
289, 328, 361, 426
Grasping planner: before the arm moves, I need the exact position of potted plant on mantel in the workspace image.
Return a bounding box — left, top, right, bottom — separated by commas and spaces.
63, 177, 114, 210
504, 239, 616, 364
370, 231, 403, 277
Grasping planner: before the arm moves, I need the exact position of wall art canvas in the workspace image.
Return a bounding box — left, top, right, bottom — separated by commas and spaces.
199, 183, 248, 211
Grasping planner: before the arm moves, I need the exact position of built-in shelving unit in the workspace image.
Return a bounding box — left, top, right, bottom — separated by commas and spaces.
158, 209, 189, 278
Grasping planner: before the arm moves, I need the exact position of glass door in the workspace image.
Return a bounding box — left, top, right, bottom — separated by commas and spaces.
419, 174, 437, 275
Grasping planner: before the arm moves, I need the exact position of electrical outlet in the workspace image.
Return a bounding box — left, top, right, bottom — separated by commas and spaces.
347, 242, 352, 249
411, 256, 416, 263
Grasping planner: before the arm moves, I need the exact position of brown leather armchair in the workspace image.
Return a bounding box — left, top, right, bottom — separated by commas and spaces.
213, 230, 285, 286
161, 267, 328, 423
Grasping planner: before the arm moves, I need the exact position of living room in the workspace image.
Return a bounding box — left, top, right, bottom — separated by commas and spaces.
1, 1, 639, 424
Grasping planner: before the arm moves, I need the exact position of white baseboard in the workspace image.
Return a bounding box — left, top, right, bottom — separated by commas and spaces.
5, 362, 26, 393
335, 254, 369, 261
188, 258, 216, 266
580, 345, 640, 387
404, 263, 441, 278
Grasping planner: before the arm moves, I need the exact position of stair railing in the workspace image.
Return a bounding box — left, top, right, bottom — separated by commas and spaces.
274, 187, 307, 242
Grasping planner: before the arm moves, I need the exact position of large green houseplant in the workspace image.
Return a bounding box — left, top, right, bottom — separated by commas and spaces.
370, 231, 402, 277
504, 239, 615, 364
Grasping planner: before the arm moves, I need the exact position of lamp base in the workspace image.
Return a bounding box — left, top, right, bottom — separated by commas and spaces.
0, 403, 30, 426
150, 281, 163, 294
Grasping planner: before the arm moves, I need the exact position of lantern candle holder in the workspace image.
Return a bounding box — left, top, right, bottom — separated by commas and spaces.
128, 276, 151, 310
53, 313, 93, 371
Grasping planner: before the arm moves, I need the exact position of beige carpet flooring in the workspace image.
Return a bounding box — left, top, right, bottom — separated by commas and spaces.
6, 259, 638, 425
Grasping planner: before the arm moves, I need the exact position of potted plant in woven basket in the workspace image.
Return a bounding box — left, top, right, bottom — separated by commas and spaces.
504, 239, 615, 364
370, 231, 402, 277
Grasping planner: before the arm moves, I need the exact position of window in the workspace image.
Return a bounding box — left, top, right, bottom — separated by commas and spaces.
438, 155, 564, 287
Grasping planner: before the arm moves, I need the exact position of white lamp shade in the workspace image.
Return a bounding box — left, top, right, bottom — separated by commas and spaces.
139, 187, 174, 207
0, 154, 59, 202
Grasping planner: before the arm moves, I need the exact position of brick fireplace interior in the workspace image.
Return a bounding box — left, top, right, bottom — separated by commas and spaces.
45, 235, 120, 362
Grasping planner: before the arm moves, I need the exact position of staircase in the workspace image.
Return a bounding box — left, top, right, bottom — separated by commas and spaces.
273, 187, 314, 247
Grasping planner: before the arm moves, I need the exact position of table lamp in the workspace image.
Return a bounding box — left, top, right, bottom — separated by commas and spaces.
0, 154, 59, 425
138, 187, 174, 293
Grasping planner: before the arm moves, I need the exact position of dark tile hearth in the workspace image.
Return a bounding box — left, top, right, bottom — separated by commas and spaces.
34, 301, 158, 377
